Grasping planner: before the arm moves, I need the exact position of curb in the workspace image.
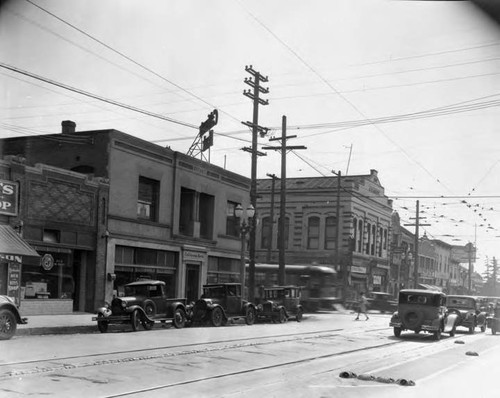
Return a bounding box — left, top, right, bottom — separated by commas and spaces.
17, 325, 97, 336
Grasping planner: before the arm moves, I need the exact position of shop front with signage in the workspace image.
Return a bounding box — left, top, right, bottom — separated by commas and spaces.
0, 223, 40, 309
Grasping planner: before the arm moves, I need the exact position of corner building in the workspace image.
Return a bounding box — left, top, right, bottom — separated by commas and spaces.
255, 169, 393, 299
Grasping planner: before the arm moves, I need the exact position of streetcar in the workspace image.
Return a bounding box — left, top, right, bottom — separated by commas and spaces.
247, 263, 340, 312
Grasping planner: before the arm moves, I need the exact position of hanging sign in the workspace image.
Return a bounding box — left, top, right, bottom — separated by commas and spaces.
0, 179, 19, 216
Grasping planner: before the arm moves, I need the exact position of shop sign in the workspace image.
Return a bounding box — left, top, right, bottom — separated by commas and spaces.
41, 254, 55, 271
373, 275, 382, 285
7, 262, 21, 305
184, 250, 205, 262
0, 179, 19, 216
351, 265, 366, 274
0, 254, 22, 263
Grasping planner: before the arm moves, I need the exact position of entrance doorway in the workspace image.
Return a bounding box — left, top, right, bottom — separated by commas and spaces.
186, 264, 200, 303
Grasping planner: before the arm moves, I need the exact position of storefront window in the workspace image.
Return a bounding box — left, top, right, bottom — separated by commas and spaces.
207, 256, 239, 283
114, 246, 179, 297
21, 253, 74, 300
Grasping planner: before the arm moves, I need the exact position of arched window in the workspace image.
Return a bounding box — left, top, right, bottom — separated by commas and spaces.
357, 219, 363, 252
371, 224, 376, 255
307, 216, 320, 249
261, 216, 272, 249
378, 227, 383, 257
353, 218, 358, 252
325, 216, 337, 249
365, 222, 371, 254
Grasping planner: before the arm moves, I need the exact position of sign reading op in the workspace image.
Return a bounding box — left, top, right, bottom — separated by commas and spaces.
0, 179, 19, 216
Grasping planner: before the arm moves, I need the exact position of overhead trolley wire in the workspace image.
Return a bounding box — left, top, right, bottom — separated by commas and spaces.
0, 62, 198, 130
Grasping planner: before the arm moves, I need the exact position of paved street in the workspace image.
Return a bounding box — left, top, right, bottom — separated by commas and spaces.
2, 311, 499, 397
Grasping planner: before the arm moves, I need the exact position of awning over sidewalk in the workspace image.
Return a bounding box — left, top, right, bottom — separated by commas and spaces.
419, 283, 442, 292
0, 224, 40, 258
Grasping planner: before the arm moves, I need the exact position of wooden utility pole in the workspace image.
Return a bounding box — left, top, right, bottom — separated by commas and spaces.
242, 65, 269, 302
263, 115, 306, 285
404, 200, 430, 289
332, 170, 344, 296
266, 173, 278, 263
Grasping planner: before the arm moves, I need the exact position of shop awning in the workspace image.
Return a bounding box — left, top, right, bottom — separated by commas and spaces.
0, 224, 40, 258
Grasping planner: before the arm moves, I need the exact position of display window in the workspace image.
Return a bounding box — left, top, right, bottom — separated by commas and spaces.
21, 252, 74, 299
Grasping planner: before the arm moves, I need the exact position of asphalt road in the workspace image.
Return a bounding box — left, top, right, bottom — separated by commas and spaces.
1, 311, 498, 397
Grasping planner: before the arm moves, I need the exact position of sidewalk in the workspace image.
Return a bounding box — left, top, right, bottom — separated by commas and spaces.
16, 312, 97, 336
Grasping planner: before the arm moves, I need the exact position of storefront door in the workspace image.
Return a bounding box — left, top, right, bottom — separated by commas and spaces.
186, 264, 200, 303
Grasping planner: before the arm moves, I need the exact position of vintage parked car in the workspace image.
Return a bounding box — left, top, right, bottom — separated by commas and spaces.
191, 283, 256, 327
446, 295, 487, 333
366, 292, 397, 314
389, 289, 457, 340
257, 286, 304, 323
0, 295, 27, 340
93, 280, 188, 332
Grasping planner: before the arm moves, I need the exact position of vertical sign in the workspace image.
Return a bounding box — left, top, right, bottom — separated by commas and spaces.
0, 179, 19, 216
7, 260, 22, 306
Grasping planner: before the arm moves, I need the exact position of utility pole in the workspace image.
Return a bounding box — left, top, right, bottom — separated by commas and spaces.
242, 65, 269, 303
266, 173, 278, 263
263, 115, 306, 285
466, 242, 475, 293
404, 200, 430, 289
493, 257, 498, 296
332, 170, 344, 297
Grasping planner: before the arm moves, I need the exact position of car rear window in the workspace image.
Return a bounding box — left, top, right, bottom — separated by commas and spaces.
399, 293, 441, 306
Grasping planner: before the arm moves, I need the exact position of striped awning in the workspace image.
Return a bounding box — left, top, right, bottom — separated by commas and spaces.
0, 224, 40, 258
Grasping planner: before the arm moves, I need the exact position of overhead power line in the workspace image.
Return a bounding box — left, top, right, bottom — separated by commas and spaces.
23, 0, 242, 125
0, 62, 198, 129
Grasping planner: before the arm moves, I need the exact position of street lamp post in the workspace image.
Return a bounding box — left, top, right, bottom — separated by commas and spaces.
235, 204, 255, 299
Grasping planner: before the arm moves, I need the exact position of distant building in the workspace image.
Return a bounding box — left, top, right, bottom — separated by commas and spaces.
255, 169, 393, 299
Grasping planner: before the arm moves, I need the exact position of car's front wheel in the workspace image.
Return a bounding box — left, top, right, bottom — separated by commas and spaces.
0, 309, 17, 340
210, 307, 224, 327
97, 313, 109, 333
278, 308, 287, 323
296, 308, 303, 322
393, 327, 401, 337
131, 310, 141, 331
173, 308, 186, 329
245, 307, 256, 325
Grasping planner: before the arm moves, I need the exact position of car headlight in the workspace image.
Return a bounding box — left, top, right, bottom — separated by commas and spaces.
121, 301, 127, 308
257, 304, 263, 311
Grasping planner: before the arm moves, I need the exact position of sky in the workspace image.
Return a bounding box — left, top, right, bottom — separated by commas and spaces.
1, 0, 500, 276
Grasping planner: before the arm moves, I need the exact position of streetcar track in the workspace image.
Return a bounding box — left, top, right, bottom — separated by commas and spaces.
102, 340, 402, 398
0, 330, 351, 378
0, 326, 391, 381
0, 328, 343, 368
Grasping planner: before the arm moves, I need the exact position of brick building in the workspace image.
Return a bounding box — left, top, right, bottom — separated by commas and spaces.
0, 155, 108, 315
0, 121, 251, 309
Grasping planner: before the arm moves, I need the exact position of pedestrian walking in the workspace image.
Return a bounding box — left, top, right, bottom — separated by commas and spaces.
355, 292, 369, 320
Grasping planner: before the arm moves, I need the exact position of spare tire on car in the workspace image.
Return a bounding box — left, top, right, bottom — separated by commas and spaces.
403, 311, 424, 329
